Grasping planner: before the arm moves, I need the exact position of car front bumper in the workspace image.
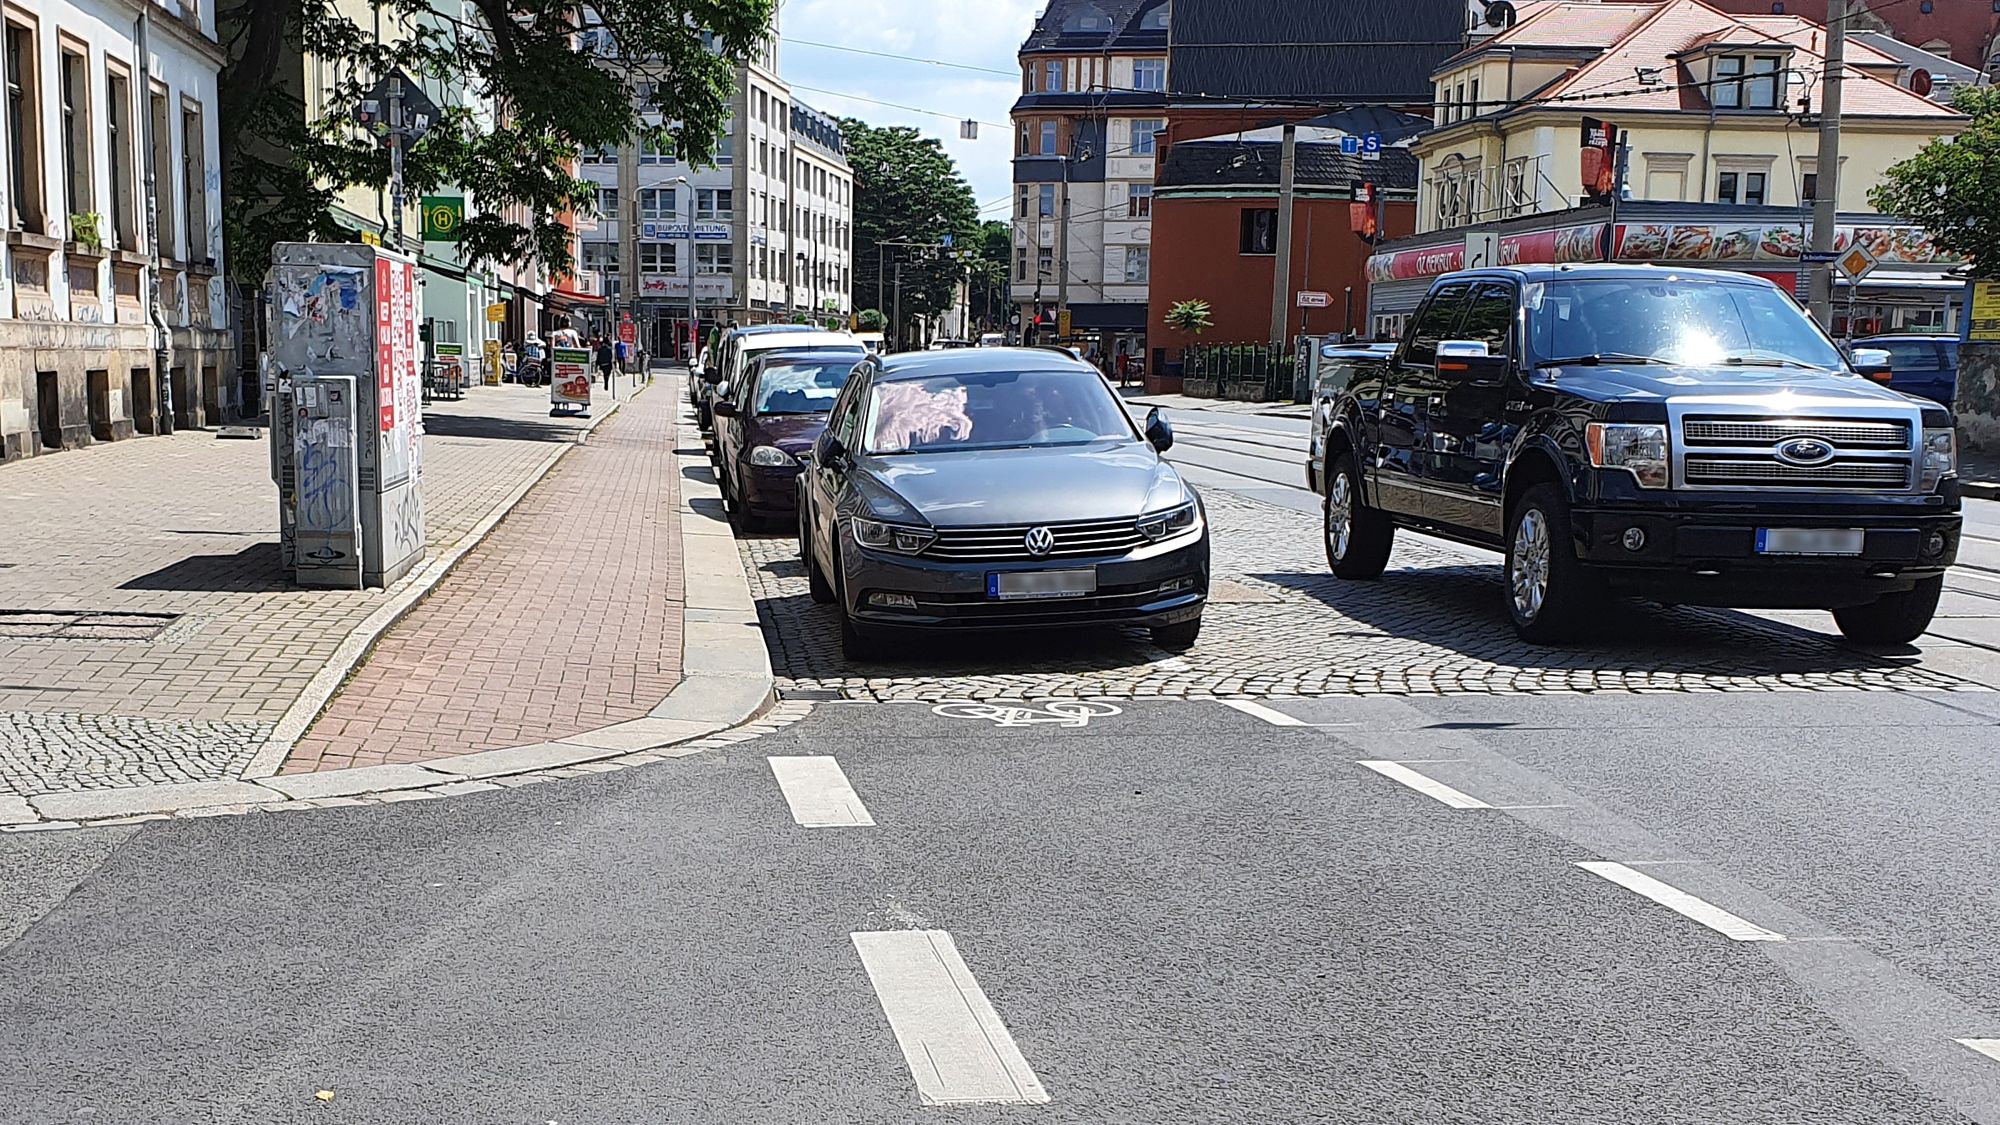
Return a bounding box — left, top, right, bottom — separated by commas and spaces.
739, 464, 804, 515
839, 530, 1210, 630
1570, 496, 1961, 608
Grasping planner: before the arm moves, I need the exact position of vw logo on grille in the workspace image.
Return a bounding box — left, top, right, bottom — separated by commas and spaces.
1774, 437, 1836, 466
1023, 526, 1055, 557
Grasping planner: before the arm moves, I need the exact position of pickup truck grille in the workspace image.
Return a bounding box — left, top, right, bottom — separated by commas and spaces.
1681, 418, 1910, 450
923, 517, 1149, 563
1673, 411, 1916, 493
1683, 456, 1910, 489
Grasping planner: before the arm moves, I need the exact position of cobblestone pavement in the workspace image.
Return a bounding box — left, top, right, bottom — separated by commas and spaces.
0, 384, 604, 796
742, 489, 1981, 701
284, 384, 684, 773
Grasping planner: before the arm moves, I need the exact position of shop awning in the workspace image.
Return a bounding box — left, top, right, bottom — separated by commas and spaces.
1065, 302, 1148, 331
547, 284, 606, 308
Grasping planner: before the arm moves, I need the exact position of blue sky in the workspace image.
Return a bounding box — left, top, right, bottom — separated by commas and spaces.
776, 0, 1040, 224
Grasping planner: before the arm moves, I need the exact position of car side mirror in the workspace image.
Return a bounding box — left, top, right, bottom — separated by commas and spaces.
821, 435, 849, 467
1437, 341, 1510, 382
712, 400, 738, 418
1851, 347, 1894, 384
1145, 407, 1175, 452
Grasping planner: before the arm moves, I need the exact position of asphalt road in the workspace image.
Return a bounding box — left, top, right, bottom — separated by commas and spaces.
5, 695, 2000, 1123
4, 400, 2000, 1122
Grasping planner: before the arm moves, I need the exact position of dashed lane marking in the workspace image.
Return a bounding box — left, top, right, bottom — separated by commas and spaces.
1357, 760, 1494, 809
1576, 861, 1786, 942
1218, 698, 1308, 726
851, 930, 1050, 1106
767, 756, 874, 827
1956, 1039, 2000, 1065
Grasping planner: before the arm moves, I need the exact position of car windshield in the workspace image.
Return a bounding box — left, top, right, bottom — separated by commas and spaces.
861, 367, 1136, 454
752, 358, 854, 415
1525, 278, 1847, 370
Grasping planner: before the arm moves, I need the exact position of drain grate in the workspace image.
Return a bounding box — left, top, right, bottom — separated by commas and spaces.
0, 609, 183, 641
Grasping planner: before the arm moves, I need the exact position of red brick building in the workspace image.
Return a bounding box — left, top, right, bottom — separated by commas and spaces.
1144, 117, 1422, 391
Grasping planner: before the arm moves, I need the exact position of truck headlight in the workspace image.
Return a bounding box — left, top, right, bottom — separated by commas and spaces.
1137, 501, 1200, 541
852, 518, 936, 555
1920, 427, 1956, 491
1585, 422, 1670, 489
747, 445, 797, 468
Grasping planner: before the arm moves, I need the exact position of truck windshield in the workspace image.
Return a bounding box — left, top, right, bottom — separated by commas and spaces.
1525, 278, 1847, 370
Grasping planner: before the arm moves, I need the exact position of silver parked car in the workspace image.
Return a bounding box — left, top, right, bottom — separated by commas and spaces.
797, 347, 1210, 659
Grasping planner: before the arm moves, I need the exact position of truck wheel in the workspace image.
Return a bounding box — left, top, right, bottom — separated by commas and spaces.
1832, 576, 1942, 645
1325, 450, 1394, 579
1506, 483, 1601, 643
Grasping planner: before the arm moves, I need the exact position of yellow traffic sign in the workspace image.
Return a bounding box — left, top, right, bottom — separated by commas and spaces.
1057, 308, 1072, 337
485, 302, 507, 323
1837, 244, 1877, 283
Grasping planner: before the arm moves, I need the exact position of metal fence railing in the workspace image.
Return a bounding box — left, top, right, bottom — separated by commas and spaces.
1178, 342, 1299, 403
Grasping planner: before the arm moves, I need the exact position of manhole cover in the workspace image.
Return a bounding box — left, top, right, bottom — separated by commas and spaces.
0, 609, 183, 641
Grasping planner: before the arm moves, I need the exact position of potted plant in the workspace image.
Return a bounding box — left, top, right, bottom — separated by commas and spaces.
1161, 298, 1213, 394
68, 212, 105, 253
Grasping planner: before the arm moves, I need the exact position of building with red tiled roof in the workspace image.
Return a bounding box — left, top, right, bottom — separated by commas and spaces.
1706, 0, 2000, 72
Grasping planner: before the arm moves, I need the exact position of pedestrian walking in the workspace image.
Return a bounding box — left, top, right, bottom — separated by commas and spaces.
615, 336, 630, 373
595, 335, 615, 388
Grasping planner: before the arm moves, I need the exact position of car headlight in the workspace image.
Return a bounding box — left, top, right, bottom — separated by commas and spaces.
1921, 426, 1957, 491
1137, 501, 1200, 541
748, 445, 797, 468
852, 518, 936, 555
1585, 422, 1669, 489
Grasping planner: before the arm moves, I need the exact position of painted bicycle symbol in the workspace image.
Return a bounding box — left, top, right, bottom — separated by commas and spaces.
930, 700, 1122, 728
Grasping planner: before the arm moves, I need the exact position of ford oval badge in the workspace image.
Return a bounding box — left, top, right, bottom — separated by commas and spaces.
1775, 437, 1835, 466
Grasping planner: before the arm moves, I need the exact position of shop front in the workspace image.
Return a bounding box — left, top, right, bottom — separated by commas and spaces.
1365, 202, 1965, 342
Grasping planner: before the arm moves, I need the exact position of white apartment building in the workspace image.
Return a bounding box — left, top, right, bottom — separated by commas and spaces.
579, 25, 852, 357
0, 0, 229, 461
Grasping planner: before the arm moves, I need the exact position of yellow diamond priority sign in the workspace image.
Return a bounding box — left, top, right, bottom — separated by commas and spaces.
1837, 243, 1877, 283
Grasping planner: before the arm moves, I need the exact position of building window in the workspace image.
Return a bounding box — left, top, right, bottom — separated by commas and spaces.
1016, 185, 1029, 218
1036, 247, 1053, 280
597, 186, 619, 217
1240, 207, 1278, 255
147, 89, 169, 255
1712, 55, 1783, 110
638, 187, 675, 220
639, 242, 676, 274
1469, 78, 1481, 117
1044, 60, 1063, 92
1129, 118, 1161, 157
6, 21, 42, 232
1127, 183, 1152, 218
1123, 246, 1150, 283
1139, 5, 1168, 29
1716, 170, 1767, 205
1801, 172, 1818, 202
1015, 245, 1027, 282
1039, 120, 1058, 155
181, 103, 207, 261
59, 47, 90, 221
696, 188, 733, 220
107, 68, 135, 249
1133, 58, 1165, 92
1038, 183, 1056, 217
582, 241, 618, 274
696, 243, 733, 274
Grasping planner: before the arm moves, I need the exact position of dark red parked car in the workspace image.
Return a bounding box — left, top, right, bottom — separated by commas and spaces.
711, 347, 866, 525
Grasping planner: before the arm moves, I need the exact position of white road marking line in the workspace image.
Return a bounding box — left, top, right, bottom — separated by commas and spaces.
1950, 568, 2000, 586
1357, 760, 1493, 809
1218, 698, 1307, 726
851, 930, 1050, 1106
767, 756, 874, 827
1575, 861, 1786, 942
1956, 1039, 2000, 1065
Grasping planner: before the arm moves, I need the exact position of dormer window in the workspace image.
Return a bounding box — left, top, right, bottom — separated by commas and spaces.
1712, 54, 1782, 109
1139, 4, 1169, 30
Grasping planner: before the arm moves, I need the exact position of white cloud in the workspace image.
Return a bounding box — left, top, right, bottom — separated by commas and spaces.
776, 0, 1039, 211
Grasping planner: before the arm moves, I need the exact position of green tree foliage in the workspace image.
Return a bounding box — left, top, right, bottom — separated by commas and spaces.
1164, 299, 1215, 336
840, 118, 977, 322
1871, 87, 2000, 277
855, 308, 887, 332
219, 0, 773, 281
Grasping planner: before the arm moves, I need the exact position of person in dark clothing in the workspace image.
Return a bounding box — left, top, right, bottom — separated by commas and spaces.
594, 336, 616, 386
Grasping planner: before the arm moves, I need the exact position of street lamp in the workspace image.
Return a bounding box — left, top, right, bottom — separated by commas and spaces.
670, 173, 692, 367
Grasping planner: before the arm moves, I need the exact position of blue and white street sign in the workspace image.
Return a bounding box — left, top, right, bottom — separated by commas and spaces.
1339, 135, 1360, 156
1361, 133, 1382, 162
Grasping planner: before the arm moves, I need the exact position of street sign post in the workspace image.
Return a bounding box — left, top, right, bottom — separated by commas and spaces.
485, 302, 507, 323
1296, 291, 1331, 308
1361, 133, 1382, 162
420, 196, 463, 242
1837, 244, 1878, 284
1339, 135, 1360, 156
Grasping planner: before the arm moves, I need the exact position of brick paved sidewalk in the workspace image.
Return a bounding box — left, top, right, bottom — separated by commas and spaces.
283, 381, 685, 772
0, 383, 615, 797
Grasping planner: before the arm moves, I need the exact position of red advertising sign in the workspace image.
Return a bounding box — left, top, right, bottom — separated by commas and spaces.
1580, 117, 1618, 202
619, 318, 636, 344
1366, 243, 1465, 283
374, 258, 396, 432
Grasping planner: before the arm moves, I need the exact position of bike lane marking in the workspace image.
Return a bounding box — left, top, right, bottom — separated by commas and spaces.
851, 929, 1050, 1106
1217, 698, 1309, 726
767, 756, 874, 828
1575, 861, 1786, 942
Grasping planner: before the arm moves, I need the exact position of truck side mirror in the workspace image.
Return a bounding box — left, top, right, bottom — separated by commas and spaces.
1851, 347, 1894, 384
1437, 340, 1510, 382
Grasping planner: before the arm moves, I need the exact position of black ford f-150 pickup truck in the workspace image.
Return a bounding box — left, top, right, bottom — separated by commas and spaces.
1318, 264, 1960, 644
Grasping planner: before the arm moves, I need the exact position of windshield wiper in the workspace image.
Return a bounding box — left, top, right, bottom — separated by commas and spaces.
1723, 355, 1820, 370
1535, 353, 1667, 368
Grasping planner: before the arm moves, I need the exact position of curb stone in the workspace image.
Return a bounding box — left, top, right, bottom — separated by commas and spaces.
2, 375, 784, 831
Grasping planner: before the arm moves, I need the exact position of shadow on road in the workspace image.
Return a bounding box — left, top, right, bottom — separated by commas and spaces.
1253, 565, 1917, 677
423, 413, 583, 443
120, 543, 288, 592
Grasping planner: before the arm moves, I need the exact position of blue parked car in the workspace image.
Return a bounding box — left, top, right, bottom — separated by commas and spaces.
1855, 334, 1959, 407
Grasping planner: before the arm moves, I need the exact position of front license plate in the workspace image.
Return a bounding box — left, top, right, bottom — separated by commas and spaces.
988, 569, 1097, 600
1756, 528, 1864, 557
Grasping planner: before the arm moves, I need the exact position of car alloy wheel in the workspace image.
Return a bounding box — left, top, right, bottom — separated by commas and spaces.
1326, 471, 1354, 561
1510, 507, 1551, 621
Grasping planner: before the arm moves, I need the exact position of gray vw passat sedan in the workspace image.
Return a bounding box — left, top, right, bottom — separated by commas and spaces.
796, 347, 1209, 660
